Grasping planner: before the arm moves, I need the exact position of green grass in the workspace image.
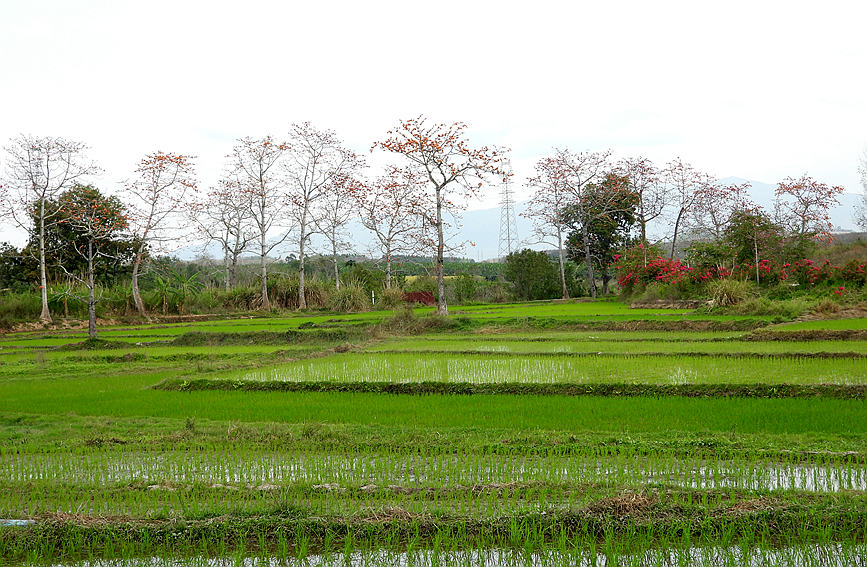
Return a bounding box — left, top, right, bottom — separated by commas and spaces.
775, 318, 867, 330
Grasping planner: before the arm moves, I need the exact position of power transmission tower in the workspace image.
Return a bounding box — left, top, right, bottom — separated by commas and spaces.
498, 162, 519, 259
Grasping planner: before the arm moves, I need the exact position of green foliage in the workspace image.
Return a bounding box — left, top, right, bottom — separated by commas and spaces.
32, 185, 137, 285
0, 242, 37, 292
502, 249, 559, 300
724, 209, 785, 265
451, 273, 478, 303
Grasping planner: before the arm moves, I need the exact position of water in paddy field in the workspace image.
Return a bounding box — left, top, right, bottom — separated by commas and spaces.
5, 451, 866, 492
52, 544, 867, 566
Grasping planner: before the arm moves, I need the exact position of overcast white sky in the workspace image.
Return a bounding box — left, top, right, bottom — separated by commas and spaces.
2, 0, 866, 245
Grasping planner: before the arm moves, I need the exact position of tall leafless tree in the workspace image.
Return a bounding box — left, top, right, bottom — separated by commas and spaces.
525, 157, 573, 298
355, 166, 430, 289
314, 173, 360, 289
617, 157, 667, 265
125, 151, 197, 317
284, 122, 362, 309
190, 177, 254, 290
229, 136, 290, 310
0, 135, 100, 322
662, 158, 707, 259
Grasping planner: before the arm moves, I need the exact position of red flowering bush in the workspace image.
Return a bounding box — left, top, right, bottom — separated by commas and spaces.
612, 244, 865, 297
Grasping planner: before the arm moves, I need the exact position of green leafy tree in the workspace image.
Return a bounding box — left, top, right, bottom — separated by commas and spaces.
502, 249, 558, 301
562, 173, 639, 295
55, 185, 129, 338
724, 208, 784, 284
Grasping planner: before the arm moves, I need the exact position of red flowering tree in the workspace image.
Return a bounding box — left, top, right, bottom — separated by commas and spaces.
774, 174, 845, 243
373, 116, 508, 315
125, 152, 197, 317
56, 185, 129, 339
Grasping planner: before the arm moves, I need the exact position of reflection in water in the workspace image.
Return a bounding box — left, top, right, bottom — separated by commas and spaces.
58, 544, 867, 567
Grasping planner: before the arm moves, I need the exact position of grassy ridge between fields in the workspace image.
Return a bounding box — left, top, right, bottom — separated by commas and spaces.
2, 494, 865, 564
156, 378, 867, 399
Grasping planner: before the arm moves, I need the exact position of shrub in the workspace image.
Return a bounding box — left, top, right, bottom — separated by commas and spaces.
707, 279, 755, 307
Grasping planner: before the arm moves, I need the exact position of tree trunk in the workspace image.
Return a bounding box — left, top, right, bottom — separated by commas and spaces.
260, 232, 270, 310
754, 237, 760, 285
223, 245, 231, 292
230, 240, 240, 289
131, 246, 147, 317
385, 246, 392, 289
87, 241, 97, 340
601, 272, 610, 296
332, 230, 340, 290
435, 186, 448, 316
640, 220, 648, 266
670, 208, 684, 259
582, 223, 597, 299
556, 226, 569, 299
38, 200, 52, 323
298, 211, 308, 310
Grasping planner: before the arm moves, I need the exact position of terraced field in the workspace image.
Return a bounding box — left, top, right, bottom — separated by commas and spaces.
0, 301, 864, 565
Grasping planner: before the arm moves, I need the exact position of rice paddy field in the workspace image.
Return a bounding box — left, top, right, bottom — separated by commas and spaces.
0, 300, 865, 566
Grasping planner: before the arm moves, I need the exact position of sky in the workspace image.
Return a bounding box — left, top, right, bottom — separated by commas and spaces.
1, 0, 866, 248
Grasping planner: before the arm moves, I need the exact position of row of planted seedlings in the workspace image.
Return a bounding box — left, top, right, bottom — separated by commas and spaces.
2, 445, 865, 519
3, 503, 866, 565
228, 352, 867, 386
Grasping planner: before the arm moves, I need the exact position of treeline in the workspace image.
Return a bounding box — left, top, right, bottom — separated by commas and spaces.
2, 123, 864, 332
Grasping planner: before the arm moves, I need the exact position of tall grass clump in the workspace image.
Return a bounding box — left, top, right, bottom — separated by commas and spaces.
707, 279, 755, 307
0, 291, 41, 326
378, 287, 406, 308
328, 281, 371, 312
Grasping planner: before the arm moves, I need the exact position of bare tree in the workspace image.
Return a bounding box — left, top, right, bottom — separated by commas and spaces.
690, 180, 754, 241
662, 158, 707, 259
855, 148, 867, 230
617, 157, 667, 265
190, 177, 253, 290
125, 152, 197, 317
284, 122, 362, 309
374, 116, 508, 315
0, 135, 100, 322
229, 136, 290, 310
525, 156, 573, 298
774, 174, 845, 243
356, 166, 430, 289
313, 173, 360, 289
